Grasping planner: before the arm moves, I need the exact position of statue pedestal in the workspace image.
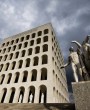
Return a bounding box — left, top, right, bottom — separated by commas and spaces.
72, 81, 90, 110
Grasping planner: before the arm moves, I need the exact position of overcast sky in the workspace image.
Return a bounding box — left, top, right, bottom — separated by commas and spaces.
0, 0, 90, 95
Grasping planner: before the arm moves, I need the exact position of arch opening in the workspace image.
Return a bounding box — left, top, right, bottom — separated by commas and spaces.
39, 85, 47, 103
31, 69, 37, 81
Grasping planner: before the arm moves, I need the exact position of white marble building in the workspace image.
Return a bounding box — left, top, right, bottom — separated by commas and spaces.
0, 23, 69, 103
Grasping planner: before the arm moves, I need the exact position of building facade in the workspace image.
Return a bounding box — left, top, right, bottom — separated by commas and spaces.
0, 23, 69, 103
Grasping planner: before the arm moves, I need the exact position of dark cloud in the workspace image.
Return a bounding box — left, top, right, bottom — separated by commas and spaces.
0, 0, 90, 94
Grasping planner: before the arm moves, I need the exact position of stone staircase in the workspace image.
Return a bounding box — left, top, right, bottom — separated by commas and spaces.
0, 103, 75, 110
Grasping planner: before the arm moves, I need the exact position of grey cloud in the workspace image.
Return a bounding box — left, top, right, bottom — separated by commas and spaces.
0, 0, 90, 90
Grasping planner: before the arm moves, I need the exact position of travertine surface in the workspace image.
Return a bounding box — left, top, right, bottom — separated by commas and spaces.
0, 23, 69, 103
72, 81, 90, 110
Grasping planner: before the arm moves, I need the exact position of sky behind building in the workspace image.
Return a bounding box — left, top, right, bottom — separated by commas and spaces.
0, 0, 90, 97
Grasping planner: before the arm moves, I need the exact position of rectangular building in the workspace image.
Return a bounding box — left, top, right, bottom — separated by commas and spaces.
0, 23, 69, 103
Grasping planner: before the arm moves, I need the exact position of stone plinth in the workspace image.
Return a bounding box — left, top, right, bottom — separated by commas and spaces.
72, 81, 90, 110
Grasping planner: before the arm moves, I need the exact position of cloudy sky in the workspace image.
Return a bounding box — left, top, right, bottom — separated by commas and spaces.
0, 0, 90, 94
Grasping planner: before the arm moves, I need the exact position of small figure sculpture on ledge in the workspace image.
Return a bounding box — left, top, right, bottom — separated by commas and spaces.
60, 35, 90, 82
18, 94, 22, 103
29, 93, 33, 103
41, 93, 44, 103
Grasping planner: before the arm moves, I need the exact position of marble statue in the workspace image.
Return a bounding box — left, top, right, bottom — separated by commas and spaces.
60, 47, 83, 82
41, 93, 44, 103
71, 35, 90, 76
76, 48, 90, 81
18, 94, 22, 103
29, 93, 33, 103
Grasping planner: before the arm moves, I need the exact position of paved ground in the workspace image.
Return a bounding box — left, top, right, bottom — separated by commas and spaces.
0, 103, 75, 110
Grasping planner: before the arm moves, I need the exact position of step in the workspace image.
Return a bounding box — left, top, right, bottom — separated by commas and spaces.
0, 103, 75, 110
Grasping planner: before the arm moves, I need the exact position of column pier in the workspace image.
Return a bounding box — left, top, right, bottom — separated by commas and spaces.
13, 89, 20, 103
4, 89, 11, 103
23, 88, 29, 103
19, 73, 23, 83
34, 87, 39, 103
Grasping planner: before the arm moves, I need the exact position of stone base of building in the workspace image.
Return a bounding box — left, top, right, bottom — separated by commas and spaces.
72, 81, 90, 110
0, 103, 75, 110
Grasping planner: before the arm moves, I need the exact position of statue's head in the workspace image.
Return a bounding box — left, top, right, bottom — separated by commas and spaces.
69, 47, 74, 52
82, 35, 90, 45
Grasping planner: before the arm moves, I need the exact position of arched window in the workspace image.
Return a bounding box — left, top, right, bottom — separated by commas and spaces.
11, 61, 16, 70
33, 57, 39, 66
2, 43, 5, 47
26, 35, 30, 40
14, 72, 20, 83
3, 48, 6, 54
22, 71, 28, 82
0, 49, 2, 53
32, 33, 36, 38
24, 42, 28, 48
18, 44, 22, 49
43, 44, 48, 52
28, 86, 35, 103
18, 60, 23, 69
21, 37, 24, 42
53, 87, 55, 102
44, 29, 49, 34
9, 53, 13, 60
6, 42, 9, 46
0, 74, 5, 84
4, 55, 8, 61
5, 63, 10, 71
0, 56, 2, 61
43, 36, 48, 42
53, 70, 55, 82
25, 58, 30, 67
42, 55, 48, 64
31, 69, 37, 81
39, 85, 47, 103
1, 88, 7, 103
11, 40, 14, 45
0, 64, 3, 72
13, 45, 16, 51
7, 73, 12, 84
41, 68, 47, 80
56, 74, 57, 86
21, 50, 26, 57
16, 38, 19, 43
18, 87, 25, 103
30, 40, 34, 46
8, 47, 11, 52
15, 52, 19, 59
38, 31, 42, 36
52, 46, 54, 51
36, 38, 41, 44
35, 46, 40, 54
9, 87, 16, 103
28, 48, 32, 55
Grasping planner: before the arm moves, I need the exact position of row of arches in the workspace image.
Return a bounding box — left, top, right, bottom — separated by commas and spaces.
0, 68, 47, 85
1, 35, 48, 49
53, 70, 67, 96
52, 56, 66, 83
1, 37, 48, 54
53, 87, 67, 103
0, 85, 47, 103
0, 44, 48, 61
0, 55, 48, 72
